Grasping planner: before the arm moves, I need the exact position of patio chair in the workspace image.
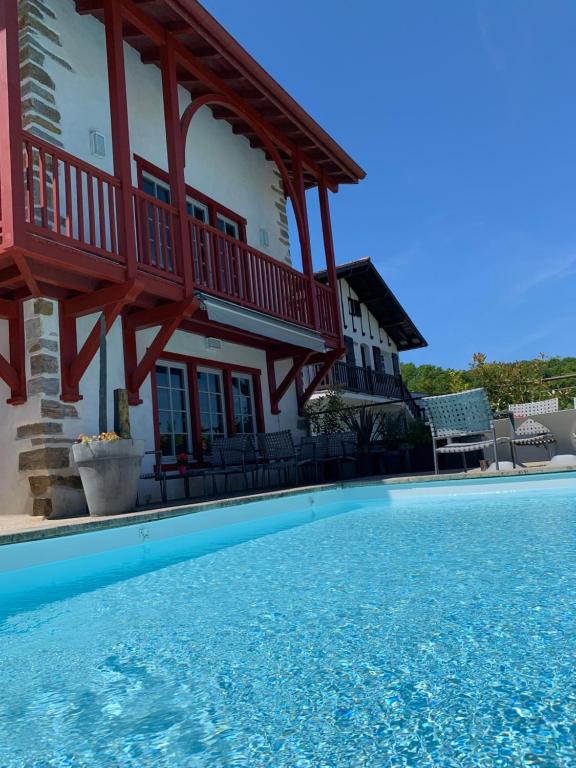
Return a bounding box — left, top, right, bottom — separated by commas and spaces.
188, 435, 259, 496
507, 399, 558, 466
297, 436, 323, 483
139, 449, 167, 504
422, 388, 509, 474
257, 430, 297, 487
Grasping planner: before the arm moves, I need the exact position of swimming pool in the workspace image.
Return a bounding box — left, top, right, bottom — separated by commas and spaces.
1, 473, 576, 766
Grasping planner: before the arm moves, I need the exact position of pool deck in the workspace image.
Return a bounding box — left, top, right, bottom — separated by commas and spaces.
1, 462, 574, 546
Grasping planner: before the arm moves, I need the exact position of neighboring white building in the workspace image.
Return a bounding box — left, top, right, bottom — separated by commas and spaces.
0, 0, 365, 516
304, 258, 427, 416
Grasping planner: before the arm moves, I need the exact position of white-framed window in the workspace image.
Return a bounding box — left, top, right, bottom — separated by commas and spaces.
155, 362, 191, 459
197, 368, 226, 451
216, 213, 239, 239
187, 197, 209, 223
231, 373, 256, 435
141, 174, 173, 270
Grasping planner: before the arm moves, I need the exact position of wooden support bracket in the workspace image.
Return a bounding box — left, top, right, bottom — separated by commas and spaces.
0, 302, 26, 405
267, 349, 313, 415
60, 280, 143, 402
124, 296, 200, 404
297, 348, 343, 413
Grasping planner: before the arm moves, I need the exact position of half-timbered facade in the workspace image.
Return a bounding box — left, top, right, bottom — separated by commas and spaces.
0, 0, 365, 516
303, 259, 427, 416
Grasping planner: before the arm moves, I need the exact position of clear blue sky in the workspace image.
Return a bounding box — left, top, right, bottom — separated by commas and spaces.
202, 0, 575, 368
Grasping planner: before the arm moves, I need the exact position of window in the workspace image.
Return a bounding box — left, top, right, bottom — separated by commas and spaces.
360, 344, 372, 370
373, 347, 384, 373
141, 174, 173, 271
348, 298, 361, 318
198, 369, 226, 450
392, 352, 401, 377
187, 197, 209, 223
344, 336, 356, 367
156, 363, 191, 458
216, 214, 239, 239
232, 374, 256, 434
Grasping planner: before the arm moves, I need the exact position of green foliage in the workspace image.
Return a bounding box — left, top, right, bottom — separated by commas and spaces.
304, 388, 345, 435
340, 407, 394, 454
401, 354, 576, 411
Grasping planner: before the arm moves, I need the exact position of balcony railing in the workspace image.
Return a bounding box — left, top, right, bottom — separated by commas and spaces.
15, 131, 339, 339
310, 360, 405, 399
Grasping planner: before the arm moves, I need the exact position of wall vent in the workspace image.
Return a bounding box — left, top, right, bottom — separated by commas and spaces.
205, 337, 222, 350
90, 130, 106, 158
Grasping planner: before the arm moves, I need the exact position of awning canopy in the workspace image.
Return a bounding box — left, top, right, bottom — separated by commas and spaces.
201, 295, 327, 352
77, 0, 366, 189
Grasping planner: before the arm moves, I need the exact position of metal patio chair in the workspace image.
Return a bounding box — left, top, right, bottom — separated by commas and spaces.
139, 449, 167, 504
508, 399, 558, 466
257, 430, 298, 487
297, 436, 323, 483
189, 435, 259, 496
422, 388, 509, 474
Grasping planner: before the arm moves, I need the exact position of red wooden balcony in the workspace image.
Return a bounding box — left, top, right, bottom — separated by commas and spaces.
7, 132, 339, 343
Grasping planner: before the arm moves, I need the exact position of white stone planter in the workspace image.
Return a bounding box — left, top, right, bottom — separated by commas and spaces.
71, 439, 145, 517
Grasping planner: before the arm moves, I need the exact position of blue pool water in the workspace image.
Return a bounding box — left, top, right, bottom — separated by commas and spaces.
1, 482, 576, 766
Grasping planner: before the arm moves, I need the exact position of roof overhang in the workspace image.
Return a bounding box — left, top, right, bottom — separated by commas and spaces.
315, 258, 428, 352
76, 0, 366, 189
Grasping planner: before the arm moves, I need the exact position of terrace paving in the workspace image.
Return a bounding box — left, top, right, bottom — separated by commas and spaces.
1, 461, 573, 546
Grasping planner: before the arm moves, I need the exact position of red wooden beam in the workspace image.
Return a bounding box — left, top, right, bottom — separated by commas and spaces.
5, 302, 25, 404
62, 279, 142, 318
298, 348, 343, 413
60, 281, 142, 401
13, 253, 41, 298
124, 296, 200, 401
160, 43, 194, 295
0, 0, 25, 249
292, 149, 319, 331
0, 297, 18, 320
128, 298, 200, 395
267, 349, 312, 415
103, 0, 138, 278
125, 297, 200, 330
318, 179, 344, 349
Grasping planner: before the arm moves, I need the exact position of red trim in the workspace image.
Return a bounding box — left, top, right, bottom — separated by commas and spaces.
135, 154, 247, 239
60, 281, 142, 402
267, 349, 312, 415
103, 0, 137, 279
0, 0, 25, 250
151, 351, 264, 461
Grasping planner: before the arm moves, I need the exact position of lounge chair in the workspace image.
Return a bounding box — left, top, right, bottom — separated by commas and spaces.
508, 399, 558, 465
422, 388, 509, 474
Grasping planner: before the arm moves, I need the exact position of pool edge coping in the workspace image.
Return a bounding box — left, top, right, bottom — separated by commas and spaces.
2, 464, 575, 547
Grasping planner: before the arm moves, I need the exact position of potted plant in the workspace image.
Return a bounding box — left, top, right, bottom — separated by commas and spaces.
71, 315, 144, 517
177, 452, 189, 476
341, 407, 388, 476
72, 431, 145, 516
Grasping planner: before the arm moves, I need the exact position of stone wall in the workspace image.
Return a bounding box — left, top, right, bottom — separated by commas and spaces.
16, 298, 86, 518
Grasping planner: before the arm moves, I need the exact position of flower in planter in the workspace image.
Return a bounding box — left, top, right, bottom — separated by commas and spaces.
176, 452, 189, 467
78, 432, 121, 444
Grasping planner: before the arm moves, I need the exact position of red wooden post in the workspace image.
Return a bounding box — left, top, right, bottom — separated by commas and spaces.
292, 150, 320, 330
160, 43, 194, 295
0, 0, 26, 248
318, 178, 344, 347
103, 0, 137, 278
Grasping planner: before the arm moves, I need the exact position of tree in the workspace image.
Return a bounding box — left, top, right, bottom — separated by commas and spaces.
401, 354, 576, 411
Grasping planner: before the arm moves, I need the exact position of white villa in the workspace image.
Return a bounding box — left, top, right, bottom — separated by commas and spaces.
0, 0, 366, 516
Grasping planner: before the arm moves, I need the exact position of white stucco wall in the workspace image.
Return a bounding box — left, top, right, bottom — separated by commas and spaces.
38, 0, 290, 263
337, 278, 399, 373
